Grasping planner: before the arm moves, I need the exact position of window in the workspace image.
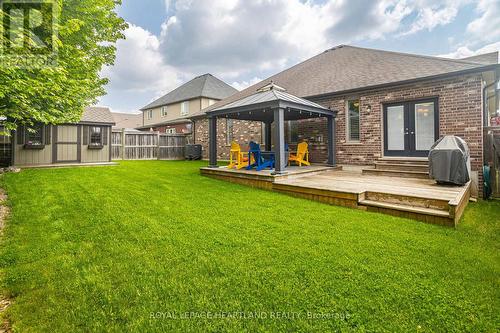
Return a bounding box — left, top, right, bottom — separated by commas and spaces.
165, 128, 176, 134
26, 124, 44, 146
226, 119, 233, 145
347, 99, 360, 141
161, 106, 168, 117
181, 101, 189, 116
146, 110, 153, 120
89, 126, 103, 147
286, 121, 299, 143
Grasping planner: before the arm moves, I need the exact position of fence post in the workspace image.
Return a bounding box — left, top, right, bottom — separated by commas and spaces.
157, 131, 160, 160
121, 129, 126, 160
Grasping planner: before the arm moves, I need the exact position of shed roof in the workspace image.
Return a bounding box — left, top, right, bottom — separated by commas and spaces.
141, 74, 238, 110
191, 45, 499, 119
81, 107, 115, 125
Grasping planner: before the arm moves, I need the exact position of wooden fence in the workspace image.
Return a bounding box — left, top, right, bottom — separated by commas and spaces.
112, 130, 190, 160
0, 126, 11, 167
484, 126, 500, 198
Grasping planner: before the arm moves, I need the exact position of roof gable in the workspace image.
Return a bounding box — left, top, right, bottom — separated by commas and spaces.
141, 74, 238, 110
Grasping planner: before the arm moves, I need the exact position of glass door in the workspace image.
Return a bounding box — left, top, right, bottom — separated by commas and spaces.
409, 99, 438, 156
384, 98, 438, 157
383, 103, 408, 156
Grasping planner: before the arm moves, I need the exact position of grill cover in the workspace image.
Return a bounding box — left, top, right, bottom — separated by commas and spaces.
429, 136, 470, 185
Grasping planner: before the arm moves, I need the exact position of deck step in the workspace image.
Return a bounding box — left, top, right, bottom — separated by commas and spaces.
377, 158, 428, 166
362, 168, 429, 179
364, 191, 449, 211
374, 162, 429, 172
359, 199, 450, 218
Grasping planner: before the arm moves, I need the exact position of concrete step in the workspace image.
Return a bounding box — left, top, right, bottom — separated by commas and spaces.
364, 191, 449, 211
374, 162, 429, 172
362, 168, 430, 179
359, 199, 450, 218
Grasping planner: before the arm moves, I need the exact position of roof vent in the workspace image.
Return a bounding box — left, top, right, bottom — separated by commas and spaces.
257, 81, 286, 92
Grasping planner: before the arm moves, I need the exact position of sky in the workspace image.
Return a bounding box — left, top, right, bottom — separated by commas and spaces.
98, 0, 500, 114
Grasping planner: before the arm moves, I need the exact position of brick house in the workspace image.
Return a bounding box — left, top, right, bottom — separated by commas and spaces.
137, 74, 238, 134
189, 45, 499, 195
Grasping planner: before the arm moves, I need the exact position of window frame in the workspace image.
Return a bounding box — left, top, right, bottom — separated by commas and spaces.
165, 128, 176, 134
24, 124, 45, 148
89, 126, 103, 149
146, 110, 153, 120
161, 106, 168, 117
346, 99, 361, 142
181, 101, 190, 116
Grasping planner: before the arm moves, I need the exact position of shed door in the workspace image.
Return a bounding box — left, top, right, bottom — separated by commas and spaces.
54, 125, 81, 163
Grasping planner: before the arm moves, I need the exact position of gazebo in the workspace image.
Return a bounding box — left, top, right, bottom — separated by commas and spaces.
206, 83, 338, 174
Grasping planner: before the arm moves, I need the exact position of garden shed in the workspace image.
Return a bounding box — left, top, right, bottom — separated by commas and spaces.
7, 107, 115, 167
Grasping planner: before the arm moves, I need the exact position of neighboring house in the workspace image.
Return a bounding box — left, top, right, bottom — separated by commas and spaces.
5, 107, 115, 167
112, 112, 142, 130
190, 45, 500, 195
138, 73, 238, 134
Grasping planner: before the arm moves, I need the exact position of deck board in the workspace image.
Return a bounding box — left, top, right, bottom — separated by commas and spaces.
276, 170, 463, 201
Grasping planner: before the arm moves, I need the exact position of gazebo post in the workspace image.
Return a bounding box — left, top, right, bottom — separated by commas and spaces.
264, 121, 272, 151
208, 116, 218, 168
273, 107, 286, 174
327, 114, 336, 167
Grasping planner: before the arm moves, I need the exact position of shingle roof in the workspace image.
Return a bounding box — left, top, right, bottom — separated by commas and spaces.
141, 74, 238, 110
460, 52, 499, 65
81, 107, 115, 124
111, 112, 142, 129
191, 45, 498, 118
211, 83, 328, 113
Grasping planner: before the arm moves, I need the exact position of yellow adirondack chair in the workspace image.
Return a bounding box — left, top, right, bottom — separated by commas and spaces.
228, 141, 250, 169
289, 142, 310, 166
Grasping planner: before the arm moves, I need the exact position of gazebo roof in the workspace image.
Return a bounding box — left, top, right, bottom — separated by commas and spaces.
207, 83, 336, 122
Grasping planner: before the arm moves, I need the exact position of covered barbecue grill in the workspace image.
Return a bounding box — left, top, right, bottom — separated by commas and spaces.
429, 136, 471, 185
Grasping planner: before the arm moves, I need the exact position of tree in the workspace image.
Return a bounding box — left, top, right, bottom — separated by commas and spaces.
0, 0, 127, 133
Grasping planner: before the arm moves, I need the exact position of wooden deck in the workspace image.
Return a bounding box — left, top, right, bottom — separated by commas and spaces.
201, 166, 471, 227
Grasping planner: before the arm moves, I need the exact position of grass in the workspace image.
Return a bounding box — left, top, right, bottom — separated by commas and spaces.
0, 161, 499, 332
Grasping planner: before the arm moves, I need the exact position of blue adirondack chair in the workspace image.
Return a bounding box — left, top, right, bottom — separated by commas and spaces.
246, 141, 275, 171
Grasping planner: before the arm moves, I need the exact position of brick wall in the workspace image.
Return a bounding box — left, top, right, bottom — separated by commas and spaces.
310, 73, 484, 193
193, 118, 263, 159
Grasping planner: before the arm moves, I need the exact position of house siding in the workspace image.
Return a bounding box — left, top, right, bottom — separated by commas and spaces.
142, 98, 217, 128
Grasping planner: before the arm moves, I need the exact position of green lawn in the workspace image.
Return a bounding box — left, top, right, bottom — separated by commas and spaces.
0, 161, 499, 332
